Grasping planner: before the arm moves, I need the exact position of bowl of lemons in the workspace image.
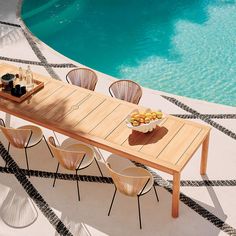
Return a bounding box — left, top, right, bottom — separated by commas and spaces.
126, 109, 164, 133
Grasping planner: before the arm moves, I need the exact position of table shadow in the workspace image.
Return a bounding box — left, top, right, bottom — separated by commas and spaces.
127, 126, 168, 146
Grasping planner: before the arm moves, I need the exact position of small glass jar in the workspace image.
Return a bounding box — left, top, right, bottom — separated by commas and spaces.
25, 66, 34, 90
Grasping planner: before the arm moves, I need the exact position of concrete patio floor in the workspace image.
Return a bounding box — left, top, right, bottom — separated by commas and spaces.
0, 1, 236, 235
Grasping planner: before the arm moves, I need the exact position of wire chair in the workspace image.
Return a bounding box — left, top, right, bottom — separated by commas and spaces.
66, 68, 98, 91
109, 80, 142, 104
48, 136, 103, 201
106, 162, 159, 229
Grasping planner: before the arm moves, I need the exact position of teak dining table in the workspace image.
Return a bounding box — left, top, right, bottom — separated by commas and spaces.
0, 63, 211, 218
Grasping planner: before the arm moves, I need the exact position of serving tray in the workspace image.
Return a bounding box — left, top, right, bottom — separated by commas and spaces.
0, 78, 44, 103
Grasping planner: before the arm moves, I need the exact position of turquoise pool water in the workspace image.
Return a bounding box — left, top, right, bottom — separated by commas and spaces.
22, 0, 236, 106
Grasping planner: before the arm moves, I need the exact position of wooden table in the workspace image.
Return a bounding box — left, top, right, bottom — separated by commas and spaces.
0, 63, 211, 218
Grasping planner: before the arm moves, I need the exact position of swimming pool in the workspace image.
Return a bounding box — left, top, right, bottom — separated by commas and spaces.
22, 0, 236, 106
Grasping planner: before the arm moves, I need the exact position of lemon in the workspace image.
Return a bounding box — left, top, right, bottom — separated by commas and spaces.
139, 118, 145, 123
132, 120, 139, 126
129, 118, 135, 123
133, 114, 140, 120
156, 111, 163, 119
145, 112, 152, 117
152, 114, 157, 119
131, 112, 139, 119
145, 117, 150, 123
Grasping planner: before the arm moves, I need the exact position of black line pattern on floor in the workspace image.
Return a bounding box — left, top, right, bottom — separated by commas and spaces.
163, 95, 236, 140
21, 29, 61, 80
0, 20, 21, 28
15, 4, 62, 80
1, 158, 236, 234
0, 142, 73, 236
169, 179, 236, 187
132, 161, 236, 236
3, 15, 236, 235
2, 15, 236, 235
1, 166, 236, 187
0, 19, 76, 78
0, 166, 113, 184
201, 114, 236, 119
0, 56, 76, 68
172, 114, 236, 119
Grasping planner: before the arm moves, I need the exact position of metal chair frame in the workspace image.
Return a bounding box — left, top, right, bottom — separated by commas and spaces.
0, 118, 53, 177
49, 138, 103, 201
107, 167, 159, 229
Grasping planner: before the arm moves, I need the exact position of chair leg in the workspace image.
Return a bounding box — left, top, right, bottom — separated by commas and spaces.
76, 169, 80, 201
5, 143, 10, 167
108, 187, 117, 216
53, 163, 60, 187
153, 185, 159, 203
43, 135, 54, 158
94, 157, 103, 177
24, 148, 30, 178
137, 196, 142, 229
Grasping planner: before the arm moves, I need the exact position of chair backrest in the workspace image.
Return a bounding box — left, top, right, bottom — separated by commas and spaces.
66, 68, 98, 91
109, 80, 142, 104
0, 125, 31, 149
106, 163, 150, 197
48, 137, 93, 170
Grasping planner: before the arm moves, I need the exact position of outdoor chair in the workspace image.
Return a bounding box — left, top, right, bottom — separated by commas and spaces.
106, 162, 159, 229
0, 191, 38, 228
48, 136, 103, 201
0, 118, 53, 177
66, 68, 98, 91
109, 80, 142, 104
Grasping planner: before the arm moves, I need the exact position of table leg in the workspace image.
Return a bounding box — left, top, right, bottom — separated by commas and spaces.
200, 133, 210, 175
172, 172, 180, 218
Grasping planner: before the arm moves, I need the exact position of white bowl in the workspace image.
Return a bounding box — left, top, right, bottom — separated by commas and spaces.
125, 109, 164, 133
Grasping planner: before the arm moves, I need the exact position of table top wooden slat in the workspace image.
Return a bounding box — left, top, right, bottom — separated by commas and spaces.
57, 94, 106, 127
44, 91, 90, 121
32, 86, 78, 115
175, 129, 208, 171
89, 104, 133, 139
121, 117, 173, 152
0, 63, 211, 175
139, 117, 184, 155
157, 124, 202, 164
105, 120, 133, 146
22, 82, 62, 107
74, 99, 120, 133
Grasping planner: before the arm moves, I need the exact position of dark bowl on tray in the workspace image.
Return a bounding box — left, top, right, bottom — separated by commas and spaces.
1, 73, 15, 91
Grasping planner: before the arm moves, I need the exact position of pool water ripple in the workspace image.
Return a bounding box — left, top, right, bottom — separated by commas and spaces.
22, 0, 236, 106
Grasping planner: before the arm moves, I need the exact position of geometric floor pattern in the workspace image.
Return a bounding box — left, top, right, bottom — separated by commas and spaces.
0, 5, 236, 235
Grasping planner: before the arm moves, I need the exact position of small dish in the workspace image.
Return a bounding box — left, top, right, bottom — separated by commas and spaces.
1, 73, 15, 91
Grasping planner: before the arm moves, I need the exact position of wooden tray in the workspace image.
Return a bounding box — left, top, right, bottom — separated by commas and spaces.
0, 79, 44, 103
